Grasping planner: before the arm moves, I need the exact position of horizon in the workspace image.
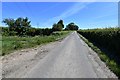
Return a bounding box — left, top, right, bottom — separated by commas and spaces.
1, 2, 118, 29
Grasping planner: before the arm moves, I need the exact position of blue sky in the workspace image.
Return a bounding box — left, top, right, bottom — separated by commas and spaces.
1, 2, 118, 29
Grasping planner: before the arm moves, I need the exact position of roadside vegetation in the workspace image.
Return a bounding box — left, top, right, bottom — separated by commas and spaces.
77, 28, 120, 78
2, 31, 69, 56
1, 17, 78, 56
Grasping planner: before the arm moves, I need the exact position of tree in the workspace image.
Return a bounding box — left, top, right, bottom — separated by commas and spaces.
65, 22, 79, 30
52, 20, 64, 31
3, 17, 31, 29
2, 18, 15, 30
22, 17, 31, 27
52, 23, 57, 31
2, 17, 31, 36
57, 20, 64, 28
15, 17, 22, 28
14, 17, 31, 28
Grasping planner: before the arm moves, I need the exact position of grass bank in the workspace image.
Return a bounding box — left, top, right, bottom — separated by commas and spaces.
1, 31, 70, 56
78, 33, 120, 78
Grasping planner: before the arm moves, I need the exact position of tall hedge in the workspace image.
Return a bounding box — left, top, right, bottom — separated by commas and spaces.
77, 28, 120, 63
1, 27, 53, 36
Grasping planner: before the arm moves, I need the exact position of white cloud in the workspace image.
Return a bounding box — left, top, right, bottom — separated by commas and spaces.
56, 3, 90, 19
42, 2, 91, 27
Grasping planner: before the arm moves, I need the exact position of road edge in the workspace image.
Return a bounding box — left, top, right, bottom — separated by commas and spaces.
77, 33, 118, 78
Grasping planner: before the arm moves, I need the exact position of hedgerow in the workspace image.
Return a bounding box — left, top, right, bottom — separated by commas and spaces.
77, 28, 120, 65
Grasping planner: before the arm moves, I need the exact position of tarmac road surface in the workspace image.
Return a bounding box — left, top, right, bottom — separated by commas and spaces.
23, 32, 116, 78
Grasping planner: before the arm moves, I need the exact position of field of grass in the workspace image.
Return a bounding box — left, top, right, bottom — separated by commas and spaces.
1, 31, 70, 56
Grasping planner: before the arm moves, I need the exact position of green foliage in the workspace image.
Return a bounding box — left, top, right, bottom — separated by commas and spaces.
2, 17, 31, 31
57, 20, 64, 28
2, 18, 15, 29
65, 22, 79, 30
2, 17, 32, 36
1, 27, 53, 36
1, 31, 70, 56
78, 33, 120, 78
77, 28, 120, 61
2, 18, 65, 36
52, 20, 64, 31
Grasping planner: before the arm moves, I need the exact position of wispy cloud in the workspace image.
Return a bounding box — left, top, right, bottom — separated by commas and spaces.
94, 13, 117, 20
55, 3, 89, 19
42, 2, 91, 27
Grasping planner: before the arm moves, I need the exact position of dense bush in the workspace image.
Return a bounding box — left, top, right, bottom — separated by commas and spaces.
2, 17, 64, 36
65, 22, 79, 30
1, 27, 53, 36
77, 28, 120, 63
78, 32, 120, 78
52, 20, 64, 31
2, 17, 31, 29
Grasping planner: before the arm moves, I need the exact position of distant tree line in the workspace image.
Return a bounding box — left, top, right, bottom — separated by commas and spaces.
2, 17, 79, 36
65, 22, 79, 30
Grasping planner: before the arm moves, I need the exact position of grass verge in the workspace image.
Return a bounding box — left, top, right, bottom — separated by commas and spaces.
1, 31, 70, 56
78, 33, 120, 78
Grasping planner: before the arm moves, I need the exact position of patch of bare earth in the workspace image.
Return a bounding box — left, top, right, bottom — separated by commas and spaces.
2, 41, 61, 78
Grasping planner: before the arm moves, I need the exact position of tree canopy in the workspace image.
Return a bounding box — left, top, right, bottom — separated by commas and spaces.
65, 22, 79, 30
2, 17, 31, 29
2, 17, 31, 36
52, 20, 64, 31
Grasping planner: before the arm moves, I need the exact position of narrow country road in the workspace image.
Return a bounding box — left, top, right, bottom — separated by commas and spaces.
2, 31, 117, 78
23, 32, 116, 78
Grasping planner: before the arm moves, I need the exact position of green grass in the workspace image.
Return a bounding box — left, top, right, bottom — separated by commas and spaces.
78, 33, 120, 78
1, 31, 70, 56
0, 41, 1, 56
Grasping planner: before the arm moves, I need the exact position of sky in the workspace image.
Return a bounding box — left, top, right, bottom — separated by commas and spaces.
1, 2, 118, 29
